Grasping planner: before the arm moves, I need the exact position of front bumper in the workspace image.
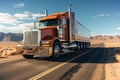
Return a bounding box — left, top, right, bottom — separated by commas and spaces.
23, 46, 51, 57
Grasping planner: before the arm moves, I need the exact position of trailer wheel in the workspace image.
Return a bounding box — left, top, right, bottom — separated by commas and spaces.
23, 55, 34, 59
51, 42, 61, 60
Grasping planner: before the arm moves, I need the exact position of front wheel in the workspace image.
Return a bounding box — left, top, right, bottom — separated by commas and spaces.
51, 42, 61, 60
23, 55, 34, 59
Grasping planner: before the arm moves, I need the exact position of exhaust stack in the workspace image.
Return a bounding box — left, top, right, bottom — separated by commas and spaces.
68, 4, 72, 42
45, 9, 48, 16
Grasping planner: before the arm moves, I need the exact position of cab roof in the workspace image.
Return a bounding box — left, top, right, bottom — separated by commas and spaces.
40, 12, 73, 21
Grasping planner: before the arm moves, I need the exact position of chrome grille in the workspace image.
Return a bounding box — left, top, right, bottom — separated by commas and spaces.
24, 29, 40, 47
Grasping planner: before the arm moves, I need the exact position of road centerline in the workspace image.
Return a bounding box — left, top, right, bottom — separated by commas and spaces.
29, 48, 95, 80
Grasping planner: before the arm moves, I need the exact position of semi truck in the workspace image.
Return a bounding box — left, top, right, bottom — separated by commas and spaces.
21, 7, 91, 60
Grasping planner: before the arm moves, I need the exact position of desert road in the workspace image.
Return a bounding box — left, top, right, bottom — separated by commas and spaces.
0, 44, 117, 80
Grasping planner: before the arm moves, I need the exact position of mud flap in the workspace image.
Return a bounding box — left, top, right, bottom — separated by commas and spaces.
48, 47, 52, 57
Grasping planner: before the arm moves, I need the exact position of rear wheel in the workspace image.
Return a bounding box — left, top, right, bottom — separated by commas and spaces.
51, 42, 61, 60
23, 55, 34, 59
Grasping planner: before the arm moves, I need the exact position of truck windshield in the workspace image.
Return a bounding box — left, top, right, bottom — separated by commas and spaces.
40, 19, 58, 27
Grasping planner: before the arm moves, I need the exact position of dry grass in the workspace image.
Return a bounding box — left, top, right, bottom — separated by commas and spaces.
115, 54, 120, 62
0, 42, 23, 58
104, 42, 120, 48
115, 49, 120, 62
91, 40, 120, 48
91, 40, 120, 62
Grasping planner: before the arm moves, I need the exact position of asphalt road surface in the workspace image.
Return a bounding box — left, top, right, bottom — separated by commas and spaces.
0, 44, 117, 80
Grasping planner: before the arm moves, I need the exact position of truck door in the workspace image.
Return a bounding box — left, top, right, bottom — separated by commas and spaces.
58, 18, 68, 41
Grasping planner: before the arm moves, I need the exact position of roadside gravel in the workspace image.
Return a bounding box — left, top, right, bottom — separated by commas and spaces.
105, 48, 120, 80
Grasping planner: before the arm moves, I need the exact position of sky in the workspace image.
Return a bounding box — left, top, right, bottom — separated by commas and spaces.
0, 0, 120, 36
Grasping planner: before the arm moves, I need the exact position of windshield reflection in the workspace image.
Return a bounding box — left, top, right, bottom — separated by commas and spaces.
40, 19, 58, 27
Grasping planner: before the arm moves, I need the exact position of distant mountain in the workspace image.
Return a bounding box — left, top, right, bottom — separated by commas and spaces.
1, 33, 120, 42
91, 35, 120, 42
0, 32, 23, 42
0, 32, 6, 41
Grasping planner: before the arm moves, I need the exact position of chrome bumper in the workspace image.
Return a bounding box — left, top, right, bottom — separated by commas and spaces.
23, 46, 52, 57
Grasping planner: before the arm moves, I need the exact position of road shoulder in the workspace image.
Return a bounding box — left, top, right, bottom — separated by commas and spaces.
105, 48, 120, 80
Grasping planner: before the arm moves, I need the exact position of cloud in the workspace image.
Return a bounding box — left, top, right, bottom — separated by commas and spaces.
0, 13, 17, 25
11, 22, 34, 33
12, 3, 24, 8
32, 13, 46, 20
113, 32, 120, 35
14, 11, 31, 20
92, 13, 110, 17
0, 11, 46, 33
0, 23, 34, 33
0, 11, 45, 25
98, 14, 110, 17
117, 27, 120, 30
14, 11, 46, 20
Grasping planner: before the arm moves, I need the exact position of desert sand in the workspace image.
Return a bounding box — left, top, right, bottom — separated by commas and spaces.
0, 42, 23, 57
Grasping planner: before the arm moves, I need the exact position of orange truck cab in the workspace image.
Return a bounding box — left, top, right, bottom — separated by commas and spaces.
40, 12, 71, 46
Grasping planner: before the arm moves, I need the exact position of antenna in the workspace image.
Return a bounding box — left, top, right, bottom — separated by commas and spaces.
34, 21, 36, 29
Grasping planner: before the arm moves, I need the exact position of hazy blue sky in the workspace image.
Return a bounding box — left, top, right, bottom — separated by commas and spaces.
0, 0, 120, 36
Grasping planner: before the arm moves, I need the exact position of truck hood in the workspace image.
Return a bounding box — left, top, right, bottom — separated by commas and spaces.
40, 27, 57, 40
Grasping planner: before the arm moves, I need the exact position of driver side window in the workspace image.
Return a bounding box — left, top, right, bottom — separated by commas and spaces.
59, 18, 66, 26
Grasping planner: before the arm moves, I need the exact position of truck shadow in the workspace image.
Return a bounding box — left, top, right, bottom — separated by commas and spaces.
33, 47, 119, 64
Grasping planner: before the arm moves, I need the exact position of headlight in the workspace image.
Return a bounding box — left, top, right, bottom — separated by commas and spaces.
41, 40, 50, 44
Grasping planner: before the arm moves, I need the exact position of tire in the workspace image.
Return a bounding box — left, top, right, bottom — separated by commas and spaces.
82, 42, 85, 49
51, 42, 61, 60
74, 42, 80, 51
23, 55, 34, 59
80, 43, 82, 50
